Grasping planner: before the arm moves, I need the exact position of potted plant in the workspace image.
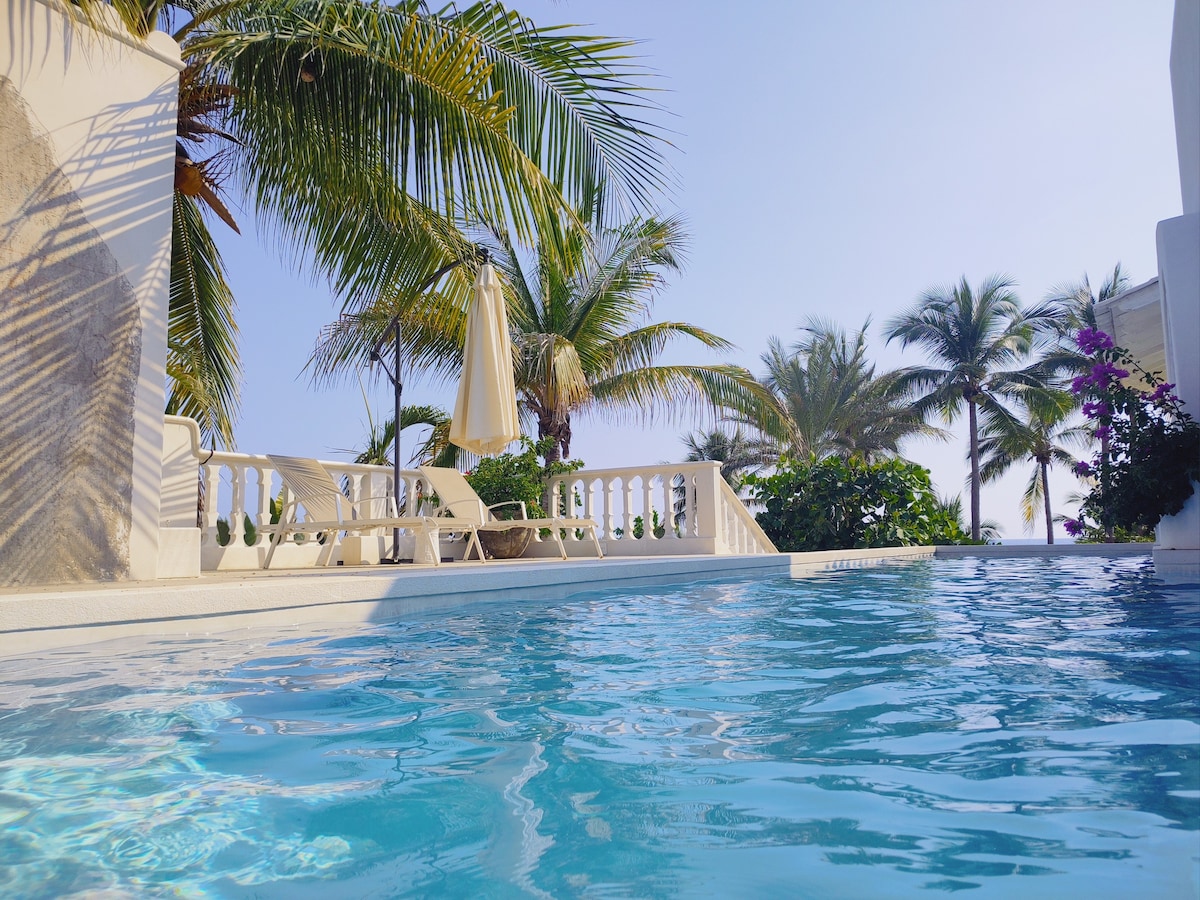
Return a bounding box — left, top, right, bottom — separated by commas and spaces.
465, 438, 584, 558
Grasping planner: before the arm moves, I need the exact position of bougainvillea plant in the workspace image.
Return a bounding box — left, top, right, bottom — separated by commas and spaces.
1064, 327, 1200, 539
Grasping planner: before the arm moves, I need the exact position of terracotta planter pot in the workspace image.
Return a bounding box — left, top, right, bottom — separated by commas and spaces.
479, 526, 533, 559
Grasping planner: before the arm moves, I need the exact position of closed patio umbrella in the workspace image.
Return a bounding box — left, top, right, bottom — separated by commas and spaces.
449, 262, 521, 454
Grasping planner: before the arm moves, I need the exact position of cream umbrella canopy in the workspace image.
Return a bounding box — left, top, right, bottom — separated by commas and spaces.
450, 262, 521, 454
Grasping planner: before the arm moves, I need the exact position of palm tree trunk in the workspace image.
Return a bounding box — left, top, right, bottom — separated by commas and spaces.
968, 400, 981, 542
1041, 459, 1053, 545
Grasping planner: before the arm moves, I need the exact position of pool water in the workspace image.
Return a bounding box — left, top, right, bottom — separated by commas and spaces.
0, 556, 1197, 898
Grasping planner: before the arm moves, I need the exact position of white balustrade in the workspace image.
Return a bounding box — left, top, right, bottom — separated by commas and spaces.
164, 417, 775, 570
544, 461, 776, 558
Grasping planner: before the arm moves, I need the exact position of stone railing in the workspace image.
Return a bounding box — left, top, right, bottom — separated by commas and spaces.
162, 417, 776, 570
543, 462, 776, 558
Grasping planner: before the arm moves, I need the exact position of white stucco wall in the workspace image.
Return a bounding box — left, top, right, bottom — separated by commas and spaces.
1172, 0, 1200, 215
1, 0, 181, 582
1154, 0, 1200, 572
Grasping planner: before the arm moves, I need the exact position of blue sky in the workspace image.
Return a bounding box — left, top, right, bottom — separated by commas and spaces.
222, 0, 1182, 540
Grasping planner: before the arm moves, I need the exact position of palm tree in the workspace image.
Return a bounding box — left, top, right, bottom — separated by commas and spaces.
347, 404, 458, 469
680, 427, 773, 492
1044, 264, 1131, 337
86, 0, 672, 447
493, 217, 780, 464
979, 390, 1089, 543
757, 319, 936, 461
884, 275, 1053, 541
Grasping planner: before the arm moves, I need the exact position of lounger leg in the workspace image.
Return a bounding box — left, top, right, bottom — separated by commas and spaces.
316, 533, 337, 567
588, 527, 604, 558
263, 524, 288, 569
462, 528, 486, 562
550, 528, 567, 560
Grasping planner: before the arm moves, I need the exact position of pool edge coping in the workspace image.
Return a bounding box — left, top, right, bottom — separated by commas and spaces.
0, 544, 1157, 653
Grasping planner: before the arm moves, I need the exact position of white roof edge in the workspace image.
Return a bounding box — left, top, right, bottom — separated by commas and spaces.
37, 0, 184, 71
1095, 276, 1161, 312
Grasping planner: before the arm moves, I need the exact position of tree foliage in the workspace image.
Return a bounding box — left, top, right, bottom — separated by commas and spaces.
884, 275, 1054, 541
745, 455, 973, 552
83, 0, 673, 448
1066, 328, 1200, 538
492, 217, 780, 462
756, 319, 935, 460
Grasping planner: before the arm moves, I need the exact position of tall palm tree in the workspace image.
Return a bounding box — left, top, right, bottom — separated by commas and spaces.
757, 319, 935, 461
884, 275, 1052, 541
496, 216, 780, 464
86, 0, 672, 447
979, 390, 1089, 543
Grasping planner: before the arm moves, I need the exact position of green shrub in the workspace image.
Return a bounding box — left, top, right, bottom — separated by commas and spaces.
745, 455, 975, 552
464, 437, 584, 521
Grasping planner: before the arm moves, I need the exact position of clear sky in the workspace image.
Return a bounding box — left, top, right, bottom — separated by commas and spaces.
222, 0, 1183, 541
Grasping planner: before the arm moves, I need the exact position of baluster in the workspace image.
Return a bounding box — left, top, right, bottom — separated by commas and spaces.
684, 472, 697, 538
620, 478, 635, 539
251, 464, 271, 544
227, 462, 246, 544
201, 462, 221, 544
601, 476, 615, 539
657, 470, 675, 541
581, 477, 598, 539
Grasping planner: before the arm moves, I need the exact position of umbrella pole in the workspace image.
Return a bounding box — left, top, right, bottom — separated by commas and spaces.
369, 252, 484, 563
390, 318, 403, 562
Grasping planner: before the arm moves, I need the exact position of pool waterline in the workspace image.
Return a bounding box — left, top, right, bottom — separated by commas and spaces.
0, 545, 1154, 656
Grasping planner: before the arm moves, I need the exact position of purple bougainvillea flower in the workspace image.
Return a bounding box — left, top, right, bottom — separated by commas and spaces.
1064, 518, 1084, 537
1073, 460, 1092, 477
1095, 424, 1112, 440
1071, 374, 1091, 394
1149, 382, 1177, 403
1076, 327, 1114, 355
1081, 401, 1112, 419
1090, 361, 1129, 386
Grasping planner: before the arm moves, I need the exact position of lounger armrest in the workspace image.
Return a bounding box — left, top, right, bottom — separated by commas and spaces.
486, 500, 528, 521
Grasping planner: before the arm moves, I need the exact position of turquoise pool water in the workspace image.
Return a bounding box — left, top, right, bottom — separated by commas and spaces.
0, 555, 1197, 898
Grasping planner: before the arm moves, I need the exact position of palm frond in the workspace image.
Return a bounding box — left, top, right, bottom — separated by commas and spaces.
165, 191, 240, 448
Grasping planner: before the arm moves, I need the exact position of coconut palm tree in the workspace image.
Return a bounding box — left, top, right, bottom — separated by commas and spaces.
979, 390, 1089, 543
757, 319, 936, 461
884, 275, 1054, 541
494, 216, 781, 464
85, 0, 672, 447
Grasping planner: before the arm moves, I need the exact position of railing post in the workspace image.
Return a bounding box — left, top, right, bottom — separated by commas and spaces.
694, 462, 723, 551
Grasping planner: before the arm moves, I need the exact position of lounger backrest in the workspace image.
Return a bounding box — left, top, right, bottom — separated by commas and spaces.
418, 466, 488, 525
268, 455, 346, 524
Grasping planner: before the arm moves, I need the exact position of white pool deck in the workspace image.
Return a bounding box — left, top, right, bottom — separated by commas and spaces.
0, 543, 1158, 655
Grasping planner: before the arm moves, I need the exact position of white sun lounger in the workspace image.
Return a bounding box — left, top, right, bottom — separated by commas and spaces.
418, 465, 604, 560
263, 455, 441, 569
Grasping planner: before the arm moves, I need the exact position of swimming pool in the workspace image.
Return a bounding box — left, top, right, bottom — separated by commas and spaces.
0, 555, 1196, 898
